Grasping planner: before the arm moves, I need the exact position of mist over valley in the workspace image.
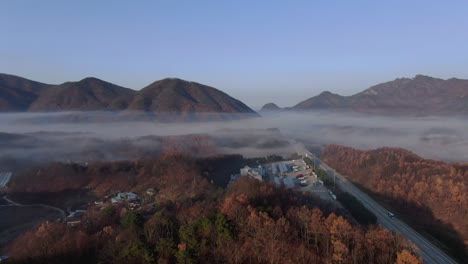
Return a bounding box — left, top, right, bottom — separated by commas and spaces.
1, 111, 467, 169
2, 2, 468, 262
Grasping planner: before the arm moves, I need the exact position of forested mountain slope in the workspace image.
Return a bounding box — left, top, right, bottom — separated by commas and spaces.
321, 145, 468, 259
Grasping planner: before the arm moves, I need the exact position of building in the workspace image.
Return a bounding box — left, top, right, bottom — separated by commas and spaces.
271, 164, 278, 174
273, 176, 281, 187
111, 195, 123, 204
239, 166, 263, 181
278, 163, 290, 174
282, 176, 296, 189
112, 192, 138, 204
229, 165, 266, 186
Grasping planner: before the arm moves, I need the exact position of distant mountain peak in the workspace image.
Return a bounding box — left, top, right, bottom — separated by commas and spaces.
163, 77, 188, 82
413, 74, 435, 80
149, 77, 194, 86
78, 77, 104, 83
318, 91, 337, 96
260, 102, 282, 112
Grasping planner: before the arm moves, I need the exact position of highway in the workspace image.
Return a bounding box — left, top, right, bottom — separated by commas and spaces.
305, 152, 458, 264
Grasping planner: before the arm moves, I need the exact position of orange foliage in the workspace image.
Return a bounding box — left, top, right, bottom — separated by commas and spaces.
322, 145, 468, 250
6, 156, 423, 264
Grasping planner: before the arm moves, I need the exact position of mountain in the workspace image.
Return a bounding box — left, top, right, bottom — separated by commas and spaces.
0, 74, 256, 114
294, 75, 468, 114
127, 78, 256, 114
0, 73, 49, 111
29, 77, 135, 111
259, 103, 282, 112
294, 91, 348, 109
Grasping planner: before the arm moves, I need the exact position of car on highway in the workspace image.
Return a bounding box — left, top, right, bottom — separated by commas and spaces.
387, 212, 395, 218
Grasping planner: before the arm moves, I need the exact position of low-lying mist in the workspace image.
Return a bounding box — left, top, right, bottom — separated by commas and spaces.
0, 111, 467, 170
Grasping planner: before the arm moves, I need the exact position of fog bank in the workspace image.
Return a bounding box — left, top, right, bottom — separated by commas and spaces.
0, 112, 467, 166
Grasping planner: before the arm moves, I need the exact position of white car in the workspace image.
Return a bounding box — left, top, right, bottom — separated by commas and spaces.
387, 212, 395, 218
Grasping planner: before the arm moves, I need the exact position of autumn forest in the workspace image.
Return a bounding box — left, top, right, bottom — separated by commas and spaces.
4, 153, 424, 264
322, 145, 468, 260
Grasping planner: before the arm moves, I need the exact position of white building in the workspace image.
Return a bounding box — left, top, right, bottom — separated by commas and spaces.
239, 166, 263, 181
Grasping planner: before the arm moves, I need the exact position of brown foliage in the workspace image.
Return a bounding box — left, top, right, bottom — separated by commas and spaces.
395, 249, 423, 264
9, 222, 97, 261
7, 156, 422, 264
322, 145, 468, 251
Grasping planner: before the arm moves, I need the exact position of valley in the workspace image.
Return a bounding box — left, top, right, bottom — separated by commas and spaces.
3, 1, 468, 262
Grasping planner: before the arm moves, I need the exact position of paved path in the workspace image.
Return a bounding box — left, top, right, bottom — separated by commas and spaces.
1, 195, 66, 220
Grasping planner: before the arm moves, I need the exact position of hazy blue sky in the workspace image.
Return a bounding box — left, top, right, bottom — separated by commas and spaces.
1, 1, 467, 108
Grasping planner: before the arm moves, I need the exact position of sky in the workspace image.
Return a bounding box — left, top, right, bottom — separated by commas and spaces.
1, 1, 468, 108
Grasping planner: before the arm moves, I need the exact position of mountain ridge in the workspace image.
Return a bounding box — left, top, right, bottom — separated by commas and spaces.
3, 73, 468, 115
0, 74, 256, 114
293, 75, 468, 114
0, 73, 49, 111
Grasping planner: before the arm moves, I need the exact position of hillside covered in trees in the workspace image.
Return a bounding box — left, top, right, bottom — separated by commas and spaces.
321, 145, 468, 259
4, 153, 422, 264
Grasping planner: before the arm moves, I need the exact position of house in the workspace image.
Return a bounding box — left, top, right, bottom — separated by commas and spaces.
112, 192, 138, 204
124, 192, 138, 202
111, 196, 123, 204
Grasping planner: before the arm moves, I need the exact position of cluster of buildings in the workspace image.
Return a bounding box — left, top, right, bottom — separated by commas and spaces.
67, 191, 143, 227
271, 163, 291, 175
95, 190, 155, 210
270, 162, 299, 188
229, 157, 320, 191
229, 161, 311, 190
